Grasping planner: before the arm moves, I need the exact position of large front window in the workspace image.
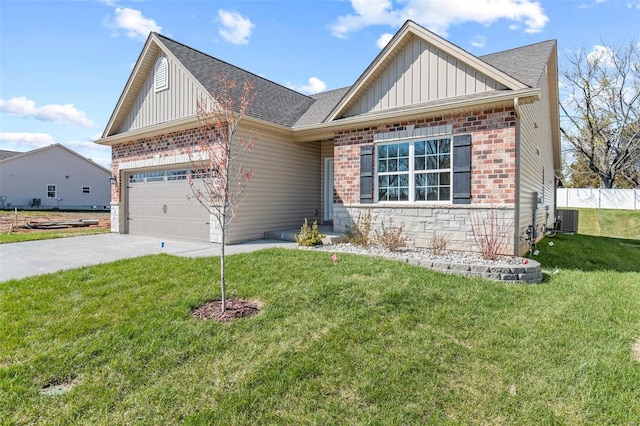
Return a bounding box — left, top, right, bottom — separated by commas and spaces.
377, 138, 451, 202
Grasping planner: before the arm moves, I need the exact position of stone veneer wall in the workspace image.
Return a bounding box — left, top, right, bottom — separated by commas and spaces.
332, 107, 518, 255
334, 204, 516, 255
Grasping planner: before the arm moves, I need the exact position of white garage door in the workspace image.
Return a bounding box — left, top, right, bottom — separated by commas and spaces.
126, 168, 210, 242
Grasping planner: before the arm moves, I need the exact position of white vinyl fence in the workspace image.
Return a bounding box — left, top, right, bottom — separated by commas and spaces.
556, 188, 640, 210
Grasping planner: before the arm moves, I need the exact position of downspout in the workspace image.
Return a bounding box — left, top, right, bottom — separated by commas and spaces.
513, 97, 522, 256
514, 97, 521, 118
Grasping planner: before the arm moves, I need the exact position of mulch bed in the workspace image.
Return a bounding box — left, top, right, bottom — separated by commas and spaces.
191, 298, 261, 323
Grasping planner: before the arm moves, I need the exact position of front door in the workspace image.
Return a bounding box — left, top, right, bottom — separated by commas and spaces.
324, 158, 334, 223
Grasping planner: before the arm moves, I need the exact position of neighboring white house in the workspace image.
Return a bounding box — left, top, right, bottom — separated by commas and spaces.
0, 144, 111, 210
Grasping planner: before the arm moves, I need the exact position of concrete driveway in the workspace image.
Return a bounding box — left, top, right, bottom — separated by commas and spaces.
0, 233, 296, 282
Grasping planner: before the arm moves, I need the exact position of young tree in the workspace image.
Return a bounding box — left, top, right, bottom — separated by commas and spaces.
187, 74, 256, 312
560, 40, 639, 188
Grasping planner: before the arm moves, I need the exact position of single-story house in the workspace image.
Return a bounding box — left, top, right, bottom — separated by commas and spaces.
0, 143, 111, 211
97, 20, 560, 256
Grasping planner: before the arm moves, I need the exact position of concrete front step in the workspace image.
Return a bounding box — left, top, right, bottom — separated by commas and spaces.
265, 226, 347, 245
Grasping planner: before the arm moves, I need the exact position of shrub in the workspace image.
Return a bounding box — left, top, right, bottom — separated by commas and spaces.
470, 208, 512, 260
295, 219, 325, 246
376, 218, 408, 252
428, 231, 450, 256
344, 209, 374, 248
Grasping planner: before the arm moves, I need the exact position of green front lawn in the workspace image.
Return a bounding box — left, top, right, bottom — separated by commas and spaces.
1, 233, 639, 424
561, 208, 640, 239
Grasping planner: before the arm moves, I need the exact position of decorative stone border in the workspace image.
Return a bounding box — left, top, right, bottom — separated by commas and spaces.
303, 244, 543, 284
401, 256, 543, 284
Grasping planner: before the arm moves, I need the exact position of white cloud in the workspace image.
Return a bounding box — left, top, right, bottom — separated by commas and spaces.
0, 133, 112, 168
0, 132, 55, 148
331, 0, 549, 38
587, 44, 614, 67
297, 77, 327, 95
105, 7, 161, 40
0, 97, 93, 127
218, 10, 254, 45
377, 33, 394, 49
470, 35, 486, 48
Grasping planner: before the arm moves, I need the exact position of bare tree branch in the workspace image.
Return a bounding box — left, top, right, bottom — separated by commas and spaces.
186, 74, 256, 312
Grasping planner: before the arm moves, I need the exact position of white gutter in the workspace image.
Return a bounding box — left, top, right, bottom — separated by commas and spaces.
293, 88, 540, 142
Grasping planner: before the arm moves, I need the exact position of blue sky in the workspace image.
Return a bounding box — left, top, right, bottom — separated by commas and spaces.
1, 0, 639, 169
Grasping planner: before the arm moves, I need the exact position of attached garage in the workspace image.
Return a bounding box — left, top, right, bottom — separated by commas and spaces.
125, 168, 211, 242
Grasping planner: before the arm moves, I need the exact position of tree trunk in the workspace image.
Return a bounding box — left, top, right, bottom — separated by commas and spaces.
220, 211, 227, 312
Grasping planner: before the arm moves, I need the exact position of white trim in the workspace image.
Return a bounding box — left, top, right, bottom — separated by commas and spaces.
118, 152, 207, 170
375, 135, 453, 203
324, 157, 334, 222
46, 184, 57, 199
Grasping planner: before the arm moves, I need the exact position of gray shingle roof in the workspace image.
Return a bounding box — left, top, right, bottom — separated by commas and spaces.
0, 150, 22, 161
153, 33, 553, 130
480, 40, 555, 88
155, 33, 315, 127
293, 87, 351, 128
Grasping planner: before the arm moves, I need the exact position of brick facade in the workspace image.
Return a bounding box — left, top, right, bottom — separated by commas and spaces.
110, 128, 202, 202
332, 107, 519, 255
334, 108, 517, 206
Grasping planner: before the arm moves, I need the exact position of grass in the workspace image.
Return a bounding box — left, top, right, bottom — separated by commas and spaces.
0, 227, 109, 244
560, 207, 640, 239
1, 229, 639, 424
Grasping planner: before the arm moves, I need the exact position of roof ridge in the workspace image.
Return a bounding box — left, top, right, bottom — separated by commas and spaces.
480, 39, 556, 59
153, 32, 314, 100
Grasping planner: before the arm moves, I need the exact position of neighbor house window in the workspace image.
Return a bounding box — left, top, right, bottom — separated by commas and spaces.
47, 184, 57, 198
376, 137, 451, 202
154, 56, 168, 92
82, 186, 91, 194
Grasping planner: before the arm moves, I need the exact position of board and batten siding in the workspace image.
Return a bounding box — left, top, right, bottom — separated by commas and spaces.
517, 67, 556, 254
346, 36, 507, 117
224, 127, 321, 244
118, 54, 206, 134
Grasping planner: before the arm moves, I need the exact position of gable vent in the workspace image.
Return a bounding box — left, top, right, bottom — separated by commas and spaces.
154, 56, 168, 93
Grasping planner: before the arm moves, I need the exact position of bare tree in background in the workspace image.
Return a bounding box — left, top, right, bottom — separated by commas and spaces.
187, 74, 256, 312
560, 40, 639, 188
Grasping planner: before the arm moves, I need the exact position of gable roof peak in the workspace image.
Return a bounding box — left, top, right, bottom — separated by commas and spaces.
152, 32, 313, 100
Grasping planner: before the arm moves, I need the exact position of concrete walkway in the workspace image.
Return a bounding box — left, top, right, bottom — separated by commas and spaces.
0, 233, 296, 282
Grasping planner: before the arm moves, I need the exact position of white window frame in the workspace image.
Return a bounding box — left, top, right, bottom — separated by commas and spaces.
82, 186, 91, 194
145, 171, 165, 183
46, 184, 57, 199
128, 173, 145, 184
167, 169, 188, 181
375, 136, 453, 204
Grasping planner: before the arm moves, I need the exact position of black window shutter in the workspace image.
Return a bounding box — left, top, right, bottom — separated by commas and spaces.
360, 145, 374, 204
452, 134, 472, 204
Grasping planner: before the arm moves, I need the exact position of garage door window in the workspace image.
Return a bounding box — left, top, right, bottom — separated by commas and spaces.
167, 170, 187, 181
146, 171, 165, 182
129, 173, 145, 184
